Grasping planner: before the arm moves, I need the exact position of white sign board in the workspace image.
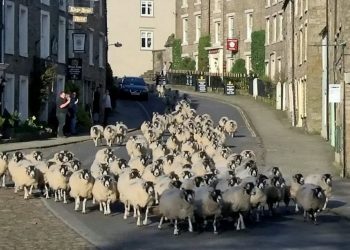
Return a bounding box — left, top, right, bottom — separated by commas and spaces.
329, 84, 341, 103
68, 6, 93, 15
72, 33, 86, 53
73, 16, 87, 23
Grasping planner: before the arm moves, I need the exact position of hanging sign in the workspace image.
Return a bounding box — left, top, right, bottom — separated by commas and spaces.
329, 84, 341, 103
68, 6, 93, 15
72, 33, 86, 53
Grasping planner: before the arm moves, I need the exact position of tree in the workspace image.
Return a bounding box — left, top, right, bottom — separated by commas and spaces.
231, 59, 247, 74
251, 30, 266, 77
198, 35, 211, 71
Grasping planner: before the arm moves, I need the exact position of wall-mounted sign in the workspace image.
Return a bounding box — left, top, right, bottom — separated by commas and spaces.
72, 33, 86, 53
197, 77, 207, 93
68, 6, 93, 15
225, 82, 235, 95
209, 49, 219, 54
73, 16, 87, 23
227, 38, 239, 52
67, 58, 82, 81
329, 84, 341, 103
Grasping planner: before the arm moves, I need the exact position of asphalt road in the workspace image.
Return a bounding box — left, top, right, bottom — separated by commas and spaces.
19, 94, 350, 250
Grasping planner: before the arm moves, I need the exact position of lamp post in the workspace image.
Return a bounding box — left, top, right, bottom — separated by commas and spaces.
108, 42, 122, 48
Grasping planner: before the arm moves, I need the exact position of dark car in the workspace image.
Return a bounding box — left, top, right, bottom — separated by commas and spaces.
118, 77, 149, 101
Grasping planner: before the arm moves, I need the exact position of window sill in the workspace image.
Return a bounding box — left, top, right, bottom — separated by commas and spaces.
244, 39, 251, 43
141, 48, 153, 51
194, 41, 199, 44
19, 54, 28, 58
213, 10, 221, 14
181, 42, 188, 46
181, 5, 188, 8
194, 2, 201, 6
141, 15, 154, 18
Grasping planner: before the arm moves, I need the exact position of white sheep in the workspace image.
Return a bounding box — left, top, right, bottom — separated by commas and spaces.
218, 116, 229, 128
304, 173, 332, 210
95, 148, 114, 163
158, 188, 195, 235
109, 157, 129, 176
152, 144, 169, 160
24, 150, 44, 162
289, 173, 305, 212
224, 119, 238, 137
46, 164, 70, 203
92, 175, 119, 215
10, 162, 38, 199
90, 125, 104, 147
69, 169, 95, 214
0, 152, 9, 187
91, 162, 110, 179
104, 125, 117, 147
128, 155, 149, 174
115, 122, 128, 145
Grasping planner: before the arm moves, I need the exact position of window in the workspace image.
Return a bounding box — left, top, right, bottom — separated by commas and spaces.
194, 0, 201, 5
3, 74, 15, 114
141, 31, 153, 49
58, 17, 66, 63
19, 5, 28, 57
245, 54, 252, 73
182, 0, 188, 8
99, 0, 103, 16
19, 75, 29, 121
265, 61, 269, 77
295, 0, 298, 16
265, 0, 270, 7
40, 10, 50, 59
89, 32, 94, 65
41, 0, 50, 5
265, 17, 270, 45
182, 18, 188, 44
194, 54, 199, 70
299, 28, 303, 65
214, 21, 221, 45
270, 53, 276, 80
214, 0, 220, 12
99, 35, 104, 68
304, 23, 308, 61
305, 0, 308, 12
279, 13, 283, 41
246, 12, 253, 41
277, 57, 282, 75
89, 0, 94, 8
4, 1, 15, 55
228, 16, 234, 38
272, 0, 277, 5
56, 75, 65, 102
59, 0, 66, 11
195, 15, 201, 42
272, 15, 277, 43
68, 20, 74, 58
141, 1, 153, 17
300, 0, 303, 17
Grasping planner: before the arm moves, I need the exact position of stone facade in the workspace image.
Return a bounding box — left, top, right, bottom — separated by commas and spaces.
1, 0, 107, 122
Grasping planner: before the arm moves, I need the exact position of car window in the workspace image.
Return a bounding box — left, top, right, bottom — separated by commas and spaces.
123, 78, 146, 86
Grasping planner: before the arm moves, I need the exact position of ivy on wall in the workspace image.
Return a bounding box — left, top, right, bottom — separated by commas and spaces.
198, 35, 211, 72
231, 58, 247, 74
251, 30, 266, 77
172, 39, 183, 70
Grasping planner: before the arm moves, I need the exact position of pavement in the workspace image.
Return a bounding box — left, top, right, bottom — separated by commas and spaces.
1, 88, 350, 248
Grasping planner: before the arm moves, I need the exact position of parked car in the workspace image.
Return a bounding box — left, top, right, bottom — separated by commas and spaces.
118, 77, 149, 101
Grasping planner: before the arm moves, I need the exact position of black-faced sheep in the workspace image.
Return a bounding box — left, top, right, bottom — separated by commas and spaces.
0, 152, 9, 187
92, 175, 119, 215
90, 125, 104, 147
304, 173, 332, 210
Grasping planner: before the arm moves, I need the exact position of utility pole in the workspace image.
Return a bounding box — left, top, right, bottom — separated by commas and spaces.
291, 0, 297, 126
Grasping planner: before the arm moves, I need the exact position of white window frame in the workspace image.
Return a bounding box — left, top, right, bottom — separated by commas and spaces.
299, 27, 303, 65
58, 16, 66, 63
59, 0, 66, 11
265, 0, 270, 8
182, 18, 188, 45
245, 10, 253, 42
214, 0, 220, 13
214, 21, 221, 45
68, 20, 74, 58
277, 56, 282, 75
265, 60, 270, 77
300, 0, 303, 17
228, 16, 235, 38
99, 35, 105, 68
141, 0, 154, 17
141, 30, 153, 50
41, 0, 50, 6
245, 52, 252, 73
265, 17, 270, 45
194, 0, 201, 6
270, 52, 276, 80
279, 13, 283, 41
18, 75, 29, 121
295, 0, 298, 17
272, 14, 277, 43
40, 10, 50, 59
4, 0, 15, 55
305, 0, 308, 13
195, 15, 201, 43
3, 74, 15, 114
89, 31, 94, 66
19, 4, 28, 57
304, 22, 308, 62
181, 0, 188, 8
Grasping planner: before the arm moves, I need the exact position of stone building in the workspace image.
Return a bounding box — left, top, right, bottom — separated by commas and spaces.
1, 0, 107, 122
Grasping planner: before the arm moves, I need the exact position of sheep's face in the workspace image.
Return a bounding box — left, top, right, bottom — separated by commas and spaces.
194, 176, 204, 187
118, 159, 128, 169
250, 166, 258, 177
313, 187, 325, 199
182, 170, 193, 180
204, 173, 216, 185
80, 170, 91, 180
57, 152, 65, 162
60, 165, 69, 176
152, 166, 162, 177
103, 176, 111, 188
244, 182, 255, 195
33, 151, 43, 161
233, 155, 242, 165
144, 181, 155, 195
227, 160, 236, 170
72, 160, 81, 171
228, 177, 241, 187
93, 127, 99, 135
63, 151, 74, 162
183, 189, 195, 204
169, 172, 179, 181
26, 165, 36, 177
294, 173, 304, 185
166, 155, 174, 164
107, 155, 115, 164
183, 151, 191, 160
135, 143, 142, 150
271, 176, 281, 188
13, 152, 24, 162
323, 174, 332, 186
99, 164, 110, 176
1, 152, 9, 161
272, 167, 281, 177
211, 190, 222, 204
171, 180, 182, 188
129, 169, 141, 179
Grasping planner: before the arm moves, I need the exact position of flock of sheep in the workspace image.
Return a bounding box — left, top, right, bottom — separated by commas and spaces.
0, 94, 333, 236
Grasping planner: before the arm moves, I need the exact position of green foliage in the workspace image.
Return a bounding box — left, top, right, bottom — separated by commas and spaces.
40, 65, 57, 103
181, 57, 196, 71
231, 59, 247, 74
77, 105, 92, 129
106, 62, 114, 90
0, 116, 5, 128
172, 39, 183, 70
198, 35, 211, 72
251, 30, 266, 77
14, 115, 52, 133
65, 81, 80, 97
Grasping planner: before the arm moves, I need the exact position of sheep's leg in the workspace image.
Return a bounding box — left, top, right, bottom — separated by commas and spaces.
2, 175, 5, 187
24, 186, 28, 199
240, 213, 246, 230
54, 191, 58, 202
158, 216, 164, 229
99, 202, 103, 212
107, 200, 111, 214
313, 212, 318, 225
63, 190, 67, 204
256, 206, 261, 222
57, 189, 62, 201
236, 216, 241, 231
173, 219, 179, 235
188, 216, 193, 232
323, 198, 328, 210
92, 197, 96, 204
143, 206, 149, 225
82, 198, 87, 214
123, 203, 128, 219
303, 211, 307, 222
295, 203, 299, 213
45, 185, 50, 199
155, 192, 159, 205
14, 185, 18, 193
74, 197, 80, 211
136, 206, 141, 226
103, 202, 108, 215
94, 138, 97, 147
213, 216, 218, 234
133, 206, 137, 218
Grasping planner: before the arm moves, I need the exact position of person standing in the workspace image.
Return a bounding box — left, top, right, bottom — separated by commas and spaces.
69, 92, 78, 135
57, 91, 70, 137
103, 89, 112, 127
92, 86, 101, 124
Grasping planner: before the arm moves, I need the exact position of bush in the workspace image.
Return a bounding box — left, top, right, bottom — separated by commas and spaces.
77, 105, 92, 130
198, 35, 211, 72
172, 39, 183, 70
251, 30, 265, 77
231, 59, 247, 74
181, 57, 196, 71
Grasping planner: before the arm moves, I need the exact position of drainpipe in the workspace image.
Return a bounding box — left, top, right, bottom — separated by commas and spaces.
291, 0, 297, 126
326, 0, 330, 140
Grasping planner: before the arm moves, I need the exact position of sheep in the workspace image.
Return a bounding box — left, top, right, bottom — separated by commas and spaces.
92, 175, 119, 215
158, 188, 195, 235
142, 160, 164, 183
58, 150, 75, 163
194, 186, 223, 234
128, 155, 150, 174
91, 162, 110, 179
10, 162, 38, 199
166, 135, 180, 152
24, 150, 44, 162
154, 173, 181, 204
104, 125, 117, 147
304, 173, 332, 210
109, 156, 128, 176
221, 182, 255, 230
181, 176, 204, 190
224, 119, 238, 137
69, 169, 95, 214
115, 122, 128, 145
295, 184, 326, 225
191, 150, 208, 165
250, 176, 268, 222
46, 164, 70, 203
123, 180, 155, 226
162, 154, 177, 175
90, 125, 104, 147
0, 152, 9, 187
191, 158, 213, 177
152, 144, 170, 160
218, 116, 229, 128
8, 151, 32, 192
215, 176, 242, 192
236, 163, 258, 179
289, 173, 305, 212
95, 148, 114, 163
264, 176, 285, 215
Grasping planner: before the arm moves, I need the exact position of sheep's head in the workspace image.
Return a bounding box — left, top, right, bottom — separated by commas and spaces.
151, 165, 163, 177
62, 151, 74, 162
228, 176, 241, 187
323, 174, 332, 186
107, 155, 116, 164
182, 170, 193, 180
250, 166, 258, 177
102, 175, 112, 188
0, 152, 9, 161
243, 182, 255, 195
271, 176, 282, 188
13, 151, 24, 162
118, 158, 128, 169
203, 173, 216, 185
166, 154, 174, 164
129, 169, 141, 179
33, 151, 43, 161
233, 154, 242, 165
169, 171, 179, 181
143, 181, 155, 195
211, 189, 222, 204
293, 173, 304, 185
312, 187, 325, 199
272, 167, 282, 177
57, 152, 65, 162
171, 180, 182, 188
60, 164, 69, 176
181, 189, 195, 204
99, 163, 110, 176
26, 165, 36, 177
194, 176, 204, 187
80, 169, 91, 180
71, 159, 82, 171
